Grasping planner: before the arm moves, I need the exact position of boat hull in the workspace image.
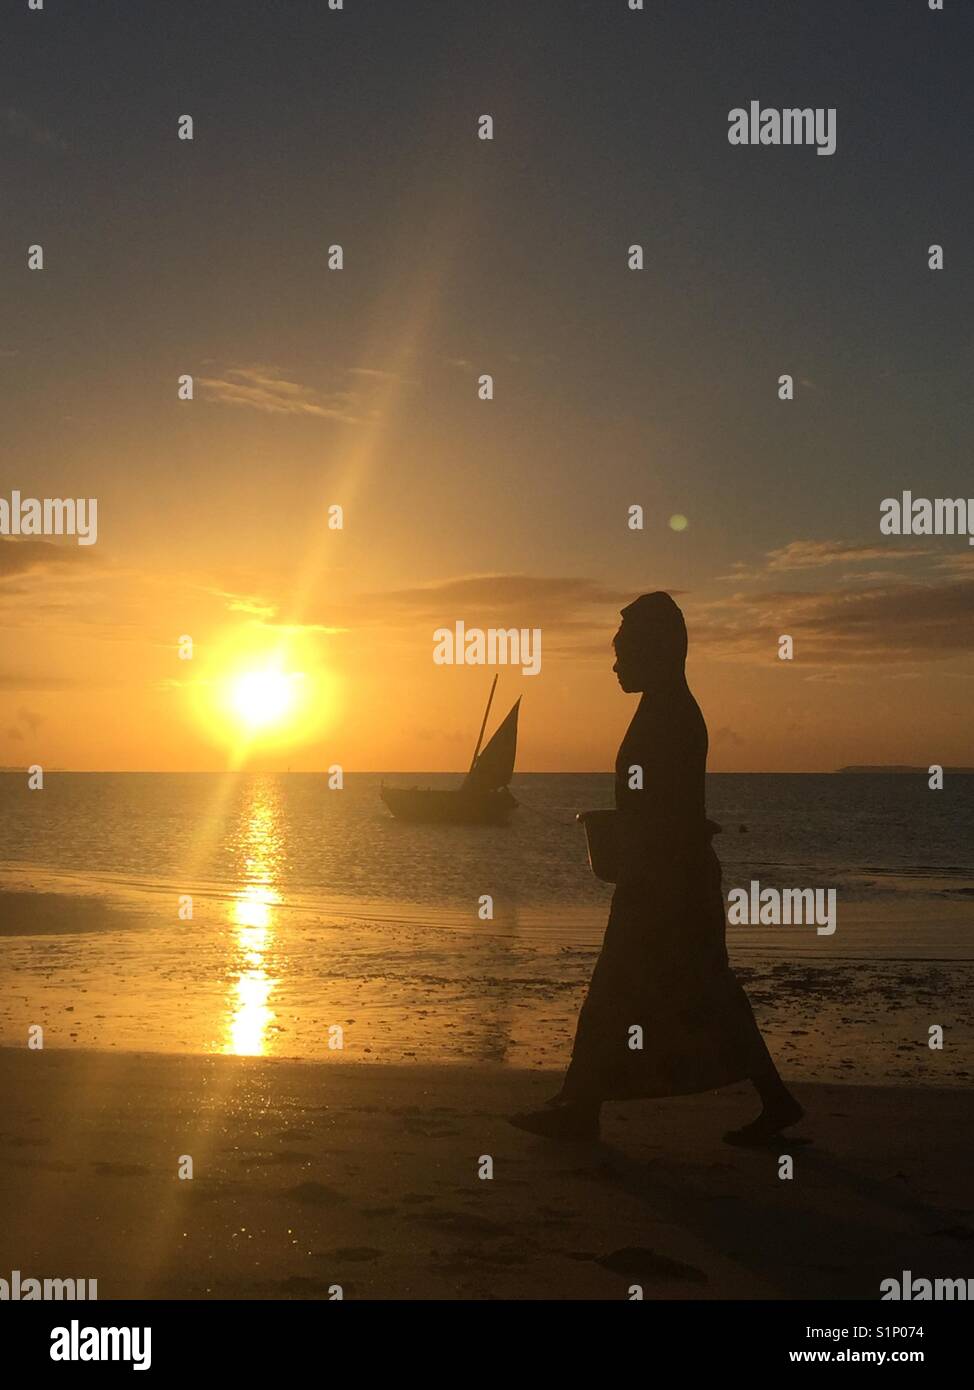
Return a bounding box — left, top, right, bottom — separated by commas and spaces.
380, 785, 517, 825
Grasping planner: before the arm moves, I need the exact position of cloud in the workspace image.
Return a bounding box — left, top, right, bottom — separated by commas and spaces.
701, 537, 974, 666
0, 539, 93, 580
722, 538, 940, 583
346, 367, 404, 381
199, 366, 362, 424
351, 574, 634, 627
931, 552, 974, 576
226, 594, 278, 619
274, 575, 685, 659
762, 539, 930, 572
690, 574, 974, 666
199, 584, 349, 633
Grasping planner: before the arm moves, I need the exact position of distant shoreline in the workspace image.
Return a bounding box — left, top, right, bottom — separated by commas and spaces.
835, 765, 974, 775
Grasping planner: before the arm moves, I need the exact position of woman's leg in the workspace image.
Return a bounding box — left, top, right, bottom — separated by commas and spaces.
509, 898, 629, 1139
748, 1027, 794, 1107
725, 988, 804, 1145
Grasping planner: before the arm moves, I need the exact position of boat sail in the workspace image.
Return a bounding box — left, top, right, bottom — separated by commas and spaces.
463, 696, 520, 793
380, 676, 520, 824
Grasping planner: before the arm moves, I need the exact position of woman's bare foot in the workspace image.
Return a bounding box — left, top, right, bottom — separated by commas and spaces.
723, 1096, 804, 1147
508, 1102, 601, 1141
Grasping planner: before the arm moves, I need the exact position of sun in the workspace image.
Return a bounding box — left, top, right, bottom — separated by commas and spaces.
189, 626, 340, 756
231, 670, 298, 731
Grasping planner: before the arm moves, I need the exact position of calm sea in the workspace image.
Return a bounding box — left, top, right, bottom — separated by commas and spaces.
1, 771, 972, 918
1, 773, 972, 1068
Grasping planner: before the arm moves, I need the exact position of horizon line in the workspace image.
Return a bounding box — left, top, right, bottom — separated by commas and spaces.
3, 766, 970, 777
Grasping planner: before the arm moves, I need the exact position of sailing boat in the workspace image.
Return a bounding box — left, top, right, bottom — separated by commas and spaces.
380, 676, 520, 825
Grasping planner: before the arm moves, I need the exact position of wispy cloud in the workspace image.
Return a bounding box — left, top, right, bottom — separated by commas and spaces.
351, 574, 633, 627
218, 591, 278, 619
704, 538, 974, 666
199, 366, 362, 424
0, 539, 94, 581
690, 574, 974, 666
346, 366, 406, 382
281, 573, 662, 661
726, 539, 932, 580
764, 539, 931, 571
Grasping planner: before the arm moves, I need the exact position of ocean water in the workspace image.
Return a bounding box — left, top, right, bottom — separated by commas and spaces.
1, 773, 972, 1073
1, 771, 972, 918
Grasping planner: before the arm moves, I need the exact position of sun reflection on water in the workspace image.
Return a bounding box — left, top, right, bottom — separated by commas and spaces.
224, 783, 283, 1057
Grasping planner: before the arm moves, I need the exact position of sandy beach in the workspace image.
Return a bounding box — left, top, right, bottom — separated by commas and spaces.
1, 1047, 972, 1301
2, 785, 972, 1304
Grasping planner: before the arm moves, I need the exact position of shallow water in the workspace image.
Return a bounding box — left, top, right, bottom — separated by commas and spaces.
1, 772, 971, 1077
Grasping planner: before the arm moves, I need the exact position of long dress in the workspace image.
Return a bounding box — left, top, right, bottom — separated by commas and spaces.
562, 683, 761, 1102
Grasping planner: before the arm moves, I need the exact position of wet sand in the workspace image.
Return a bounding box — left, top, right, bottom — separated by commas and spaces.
2, 886, 972, 1086
1, 1048, 972, 1300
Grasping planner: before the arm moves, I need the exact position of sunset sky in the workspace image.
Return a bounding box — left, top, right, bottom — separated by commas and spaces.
2, 0, 972, 773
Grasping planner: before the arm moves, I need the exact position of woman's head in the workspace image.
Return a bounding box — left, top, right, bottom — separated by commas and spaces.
612, 592, 688, 692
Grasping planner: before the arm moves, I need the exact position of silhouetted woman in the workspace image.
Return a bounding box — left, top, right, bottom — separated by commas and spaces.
511, 592, 802, 1145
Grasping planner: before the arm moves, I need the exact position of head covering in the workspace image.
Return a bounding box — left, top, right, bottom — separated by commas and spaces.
618, 591, 688, 667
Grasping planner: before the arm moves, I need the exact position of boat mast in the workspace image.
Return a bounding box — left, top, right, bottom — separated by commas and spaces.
468, 674, 498, 773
